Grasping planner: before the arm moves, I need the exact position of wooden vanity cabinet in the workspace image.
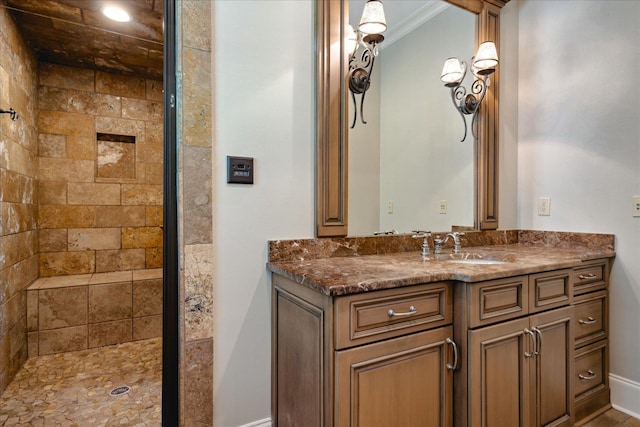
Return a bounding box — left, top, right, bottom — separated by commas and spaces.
272, 257, 612, 427
272, 275, 454, 427
572, 259, 611, 425
454, 270, 575, 427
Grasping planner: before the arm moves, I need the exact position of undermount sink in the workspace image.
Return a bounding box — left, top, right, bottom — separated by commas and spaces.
449, 259, 508, 265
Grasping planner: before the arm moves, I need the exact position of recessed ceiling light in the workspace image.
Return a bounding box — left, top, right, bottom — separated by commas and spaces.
102, 5, 131, 22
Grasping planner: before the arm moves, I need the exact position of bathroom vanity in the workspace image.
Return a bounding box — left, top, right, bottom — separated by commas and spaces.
268, 231, 614, 427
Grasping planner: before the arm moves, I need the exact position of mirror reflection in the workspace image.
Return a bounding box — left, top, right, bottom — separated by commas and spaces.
348, 0, 476, 236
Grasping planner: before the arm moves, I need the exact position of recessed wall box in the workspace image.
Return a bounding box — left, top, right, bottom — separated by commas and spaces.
227, 156, 254, 184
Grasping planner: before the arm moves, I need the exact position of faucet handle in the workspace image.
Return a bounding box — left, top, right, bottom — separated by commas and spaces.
412, 231, 431, 258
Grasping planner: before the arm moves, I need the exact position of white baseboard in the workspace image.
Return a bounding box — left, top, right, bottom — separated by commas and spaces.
239, 418, 271, 427
610, 373, 640, 419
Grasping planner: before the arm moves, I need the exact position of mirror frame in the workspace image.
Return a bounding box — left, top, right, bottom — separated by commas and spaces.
316, 0, 509, 237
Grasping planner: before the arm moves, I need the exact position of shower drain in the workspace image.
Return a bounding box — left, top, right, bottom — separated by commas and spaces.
109, 386, 131, 397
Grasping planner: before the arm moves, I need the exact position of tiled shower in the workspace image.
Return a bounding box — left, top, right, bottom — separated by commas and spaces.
0, 6, 163, 396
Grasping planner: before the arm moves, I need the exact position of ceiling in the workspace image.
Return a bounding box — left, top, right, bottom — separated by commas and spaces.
2, 0, 164, 80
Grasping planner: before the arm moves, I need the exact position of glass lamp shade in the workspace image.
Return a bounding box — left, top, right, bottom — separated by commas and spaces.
473, 41, 498, 74
441, 58, 465, 86
358, 0, 387, 35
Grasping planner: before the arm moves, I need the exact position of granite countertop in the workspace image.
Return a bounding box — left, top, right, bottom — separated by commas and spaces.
267, 243, 615, 296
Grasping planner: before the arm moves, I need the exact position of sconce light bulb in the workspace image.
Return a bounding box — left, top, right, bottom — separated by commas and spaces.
358, 0, 387, 35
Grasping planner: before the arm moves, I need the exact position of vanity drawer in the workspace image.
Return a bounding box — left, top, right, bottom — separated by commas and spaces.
529, 269, 571, 314
572, 260, 608, 296
574, 340, 608, 402
469, 275, 529, 328
574, 290, 608, 348
334, 282, 452, 350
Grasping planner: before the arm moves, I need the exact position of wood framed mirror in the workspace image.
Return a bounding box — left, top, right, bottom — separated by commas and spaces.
315, 0, 508, 237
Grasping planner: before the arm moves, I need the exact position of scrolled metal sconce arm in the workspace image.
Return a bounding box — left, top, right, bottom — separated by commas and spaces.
0, 108, 19, 121
441, 41, 498, 142
446, 64, 491, 142
348, 33, 384, 129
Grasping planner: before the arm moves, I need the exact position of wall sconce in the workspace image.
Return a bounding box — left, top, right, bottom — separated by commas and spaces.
348, 0, 387, 129
0, 108, 19, 121
441, 41, 498, 141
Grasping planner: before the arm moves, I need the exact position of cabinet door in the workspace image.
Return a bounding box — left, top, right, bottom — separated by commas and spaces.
335, 326, 454, 427
530, 307, 574, 427
469, 317, 534, 427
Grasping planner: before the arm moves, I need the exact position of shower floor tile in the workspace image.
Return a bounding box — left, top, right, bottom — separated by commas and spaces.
0, 338, 161, 426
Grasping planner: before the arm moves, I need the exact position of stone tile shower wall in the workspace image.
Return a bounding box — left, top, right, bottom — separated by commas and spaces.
0, 8, 39, 395
37, 63, 164, 277
179, 1, 214, 425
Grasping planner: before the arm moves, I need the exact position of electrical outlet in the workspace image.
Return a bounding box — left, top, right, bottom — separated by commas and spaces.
633, 196, 640, 217
387, 201, 393, 214
439, 200, 447, 214
538, 197, 551, 216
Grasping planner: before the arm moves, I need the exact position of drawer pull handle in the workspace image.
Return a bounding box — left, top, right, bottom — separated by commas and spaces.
579, 273, 597, 280
388, 306, 417, 318
579, 316, 597, 325
579, 370, 597, 380
446, 338, 458, 370
524, 328, 537, 358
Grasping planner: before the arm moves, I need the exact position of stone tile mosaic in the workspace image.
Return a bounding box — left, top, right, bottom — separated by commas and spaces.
0, 338, 161, 426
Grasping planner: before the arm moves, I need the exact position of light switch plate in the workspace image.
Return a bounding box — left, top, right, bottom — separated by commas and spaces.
633, 196, 640, 217
439, 200, 447, 214
227, 156, 254, 184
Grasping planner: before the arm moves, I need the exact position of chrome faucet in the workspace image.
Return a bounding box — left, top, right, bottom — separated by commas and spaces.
433, 232, 466, 254
446, 232, 465, 254
412, 230, 432, 258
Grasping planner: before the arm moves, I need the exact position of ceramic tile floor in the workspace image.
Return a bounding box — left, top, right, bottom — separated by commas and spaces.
0, 338, 161, 426
583, 408, 640, 427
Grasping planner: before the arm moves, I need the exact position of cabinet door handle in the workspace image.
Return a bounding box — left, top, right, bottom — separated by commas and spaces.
446, 338, 458, 370
532, 327, 543, 356
524, 328, 537, 358
387, 305, 417, 317
579, 316, 597, 325
579, 273, 597, 280
578, 370, 597, 380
